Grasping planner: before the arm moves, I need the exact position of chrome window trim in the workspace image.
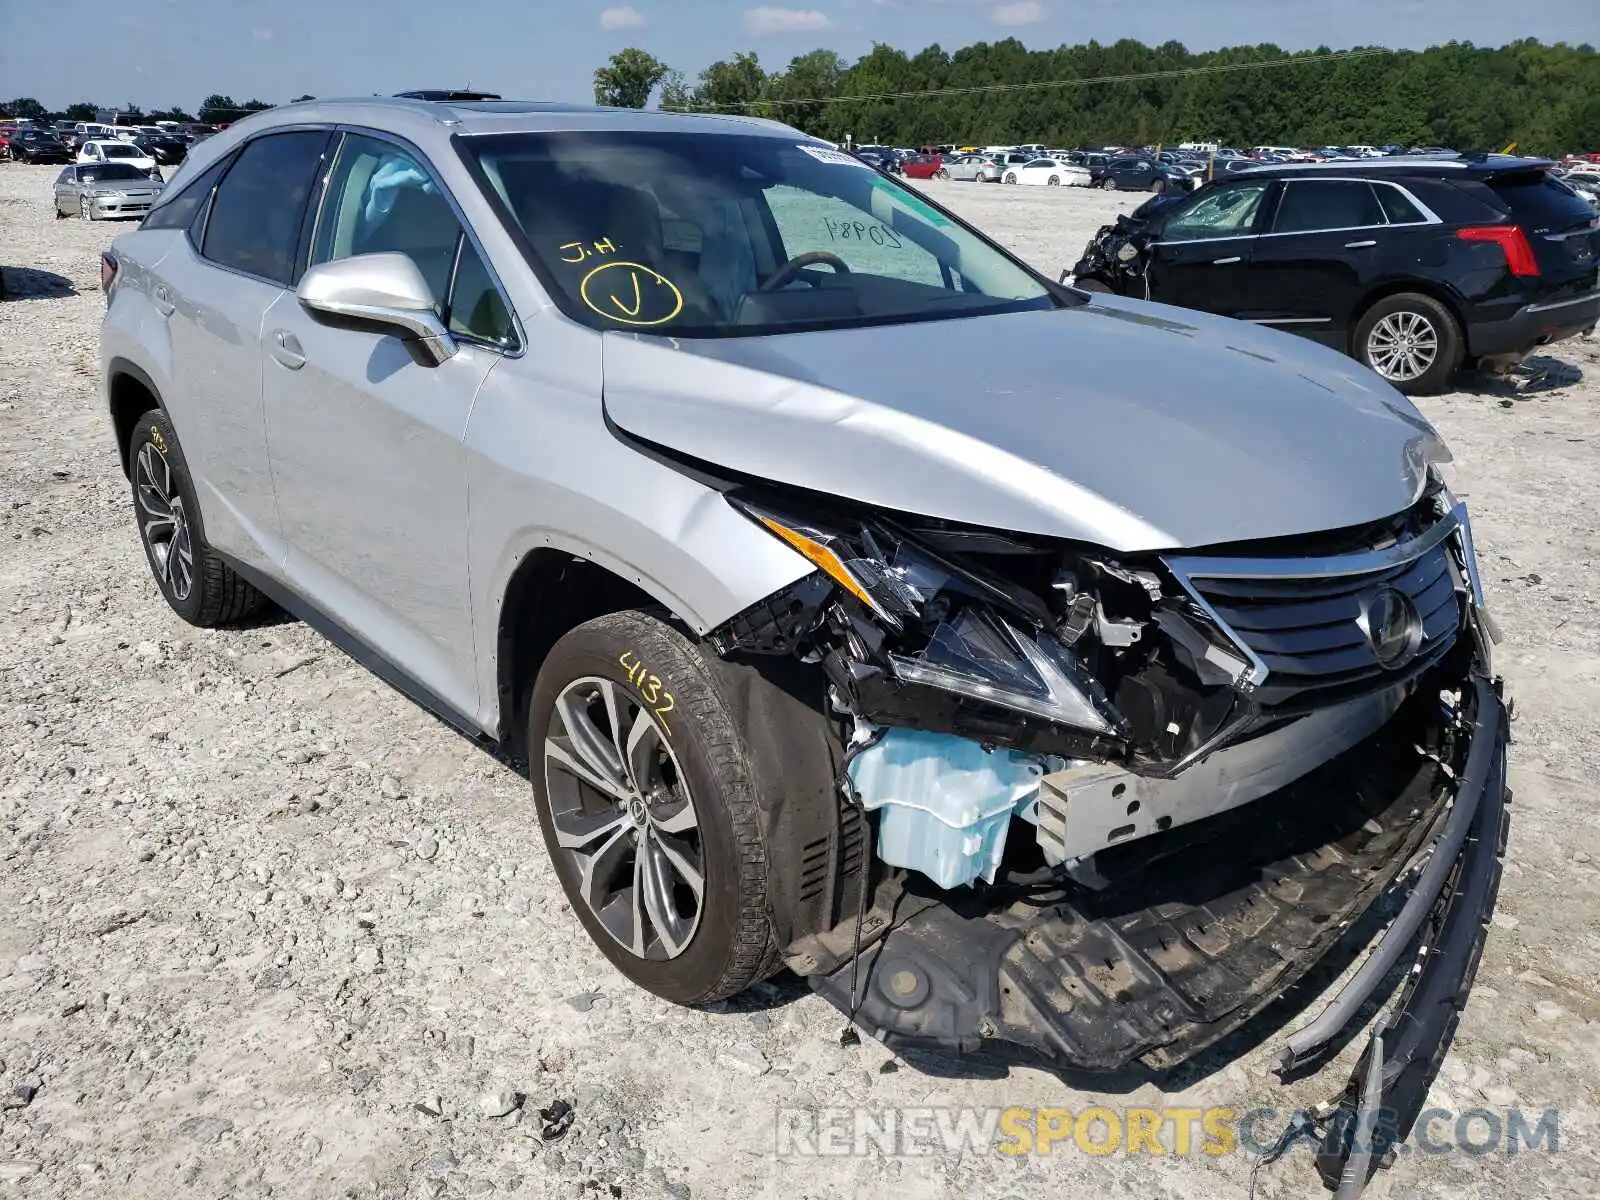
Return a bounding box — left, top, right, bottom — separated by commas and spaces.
316, 123, 524, 356
1163, 178, 1441, 245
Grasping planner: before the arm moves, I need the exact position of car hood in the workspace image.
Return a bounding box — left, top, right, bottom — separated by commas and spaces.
600, 297, 1447, 552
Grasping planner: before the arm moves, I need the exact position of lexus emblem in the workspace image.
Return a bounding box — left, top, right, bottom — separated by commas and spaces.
1359, 587, 1422, 669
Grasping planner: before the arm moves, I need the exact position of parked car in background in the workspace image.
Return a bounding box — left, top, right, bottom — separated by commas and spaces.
7, 128, 72, 164
898, 152, 942, 180
1067, 156, 1600, 392
100, 105, 1510, 1200
1002, 156, 1093, 187
74, 122, 120, 144
129, 127, 189, 166
0, 125, 17, 159
76, 139, 160, 176
937, 153, 1001, 183
854, 146, 899, 173
1094, 155, 1181, 192
53, 162, 165, 220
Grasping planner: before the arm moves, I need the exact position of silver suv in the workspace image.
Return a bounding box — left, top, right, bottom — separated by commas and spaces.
103, 98, 1507, 1168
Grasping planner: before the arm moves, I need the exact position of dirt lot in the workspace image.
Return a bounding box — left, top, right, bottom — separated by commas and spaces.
2, 164, 1598, 1199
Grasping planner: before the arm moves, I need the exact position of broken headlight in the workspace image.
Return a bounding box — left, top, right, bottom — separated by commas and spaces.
733, 499, 1125, 738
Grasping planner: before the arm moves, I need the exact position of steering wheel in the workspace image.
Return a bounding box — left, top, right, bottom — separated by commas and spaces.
760, 250, 852, 292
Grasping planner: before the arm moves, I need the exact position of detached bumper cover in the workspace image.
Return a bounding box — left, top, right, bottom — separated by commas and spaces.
811, 675, 1508, 1082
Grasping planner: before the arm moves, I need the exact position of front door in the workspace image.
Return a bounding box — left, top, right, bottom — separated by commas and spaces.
1147, 180, 1276, 315
262, 131, 516, 720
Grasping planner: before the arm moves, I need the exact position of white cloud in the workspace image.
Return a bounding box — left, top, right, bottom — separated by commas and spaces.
742, 6, 836, 35
991, 1, 1044, 26
599, 5, 647, 31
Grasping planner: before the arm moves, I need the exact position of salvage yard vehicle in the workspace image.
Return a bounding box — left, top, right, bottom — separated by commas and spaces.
103, 97, 1508, 1194
55, 162, 165, 220
1002, 156, 1093, 187
1067, 155, 1600, 393
936, 153, 1001, 183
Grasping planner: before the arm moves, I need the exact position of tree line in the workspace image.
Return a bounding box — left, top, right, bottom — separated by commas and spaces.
2, 94, 311, 126
594, 37, 1600, 156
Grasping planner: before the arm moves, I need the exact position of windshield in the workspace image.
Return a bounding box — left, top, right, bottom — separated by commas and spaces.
79, 164, 148, 182
462, 130, 1058, 337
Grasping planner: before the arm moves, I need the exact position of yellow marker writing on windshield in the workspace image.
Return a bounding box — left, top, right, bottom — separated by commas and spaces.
578, 261, 684, 327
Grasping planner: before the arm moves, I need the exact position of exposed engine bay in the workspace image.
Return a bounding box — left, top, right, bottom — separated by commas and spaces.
712, 474, 1487, 893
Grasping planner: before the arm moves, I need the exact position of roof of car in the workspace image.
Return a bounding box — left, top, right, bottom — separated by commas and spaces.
224, 95, 805, 142
1232, 153, 1555, 179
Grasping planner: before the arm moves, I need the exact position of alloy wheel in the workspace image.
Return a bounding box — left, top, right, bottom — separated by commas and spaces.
1367, 311, 1439, 382
1102, 178, 1117, 190
543, 677, 704, 961
135, 441, 195, 602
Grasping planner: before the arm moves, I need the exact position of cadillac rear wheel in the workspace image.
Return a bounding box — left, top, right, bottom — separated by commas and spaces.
528, 611, 786, 1005
1355, 293, 1461, 395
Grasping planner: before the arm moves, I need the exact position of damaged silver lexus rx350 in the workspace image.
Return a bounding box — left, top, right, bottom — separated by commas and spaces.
103, 99, 1509, 1191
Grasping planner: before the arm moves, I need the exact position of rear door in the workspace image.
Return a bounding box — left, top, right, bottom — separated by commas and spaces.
153, 130, 332, 573
1147, 179, 1275, 314
1241, 178, 1392, 343
261, 130, 517, 718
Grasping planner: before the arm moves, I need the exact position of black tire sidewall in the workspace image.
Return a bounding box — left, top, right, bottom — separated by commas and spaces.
527, 611, 770, 1005
128, 408, 211, 624
1354, 293, 1462, 395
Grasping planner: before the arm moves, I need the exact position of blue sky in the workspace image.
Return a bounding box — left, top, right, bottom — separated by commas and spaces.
9, 0, 1597, 111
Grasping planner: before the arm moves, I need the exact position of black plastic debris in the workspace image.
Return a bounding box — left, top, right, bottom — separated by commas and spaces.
539, 1098, 575, 1142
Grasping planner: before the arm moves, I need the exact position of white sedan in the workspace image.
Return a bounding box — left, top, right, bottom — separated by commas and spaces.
76, 139, 158, 175
1001, 157, 1093, 187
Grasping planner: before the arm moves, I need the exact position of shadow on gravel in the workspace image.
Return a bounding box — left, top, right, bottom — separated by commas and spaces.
1457, 351, 1585, 397
0, 266, 77, 300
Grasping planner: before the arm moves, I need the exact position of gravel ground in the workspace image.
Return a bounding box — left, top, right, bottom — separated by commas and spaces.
2, 164, 1598, 1199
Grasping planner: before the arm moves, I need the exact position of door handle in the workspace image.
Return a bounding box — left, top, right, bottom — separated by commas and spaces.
152, 284, 175, 317
1344, 239, 1378, 248
269, 330, 306, 370
1212, 256, 1243, 264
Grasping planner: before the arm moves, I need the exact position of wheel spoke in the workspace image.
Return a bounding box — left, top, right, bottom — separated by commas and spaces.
652, 797, 698, 835
649, 829, 704, 902
545, 737, 632, 804
638, 834, 694, 957
624, 706, 659, 796
553, 808, 631, 850
574, 821, 635, 912
553, 690, 628, 796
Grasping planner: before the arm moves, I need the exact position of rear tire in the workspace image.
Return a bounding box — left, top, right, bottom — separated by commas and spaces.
528, 611, 793, 1005
1353, 293, 1462, 395
127, 409, 270, 627
1004, 172, 1017, 185
1150, 178, 1166, 193
936, 168, 949, 181
1048, 176, 1060, 186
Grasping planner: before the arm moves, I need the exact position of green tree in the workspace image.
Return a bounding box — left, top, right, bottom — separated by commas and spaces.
198, 94, 239, 123
658, 69, 692, 111
148, 106, 196, 123
593, 48, 670, 109
63, 102, 98, 121
5, 98, 48, 120
693, 51, 768, 115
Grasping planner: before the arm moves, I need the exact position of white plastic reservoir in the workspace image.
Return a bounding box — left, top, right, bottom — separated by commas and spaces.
846, 728, 1048, 889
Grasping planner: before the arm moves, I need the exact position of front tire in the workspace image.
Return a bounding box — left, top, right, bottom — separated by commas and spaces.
127, 410, 269, 626
1004, 172, 1017, 185
1150, 178, 1166, 193
1048, 175, 1060, 186
1353, 293, 1462, 395
936, 168, 949, 181
528, 611, 785, 1005
80, 196, 94, 221
1102, 177, 1118, 191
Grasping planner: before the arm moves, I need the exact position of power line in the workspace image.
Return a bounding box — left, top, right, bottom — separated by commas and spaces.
663, 46, 1397, 111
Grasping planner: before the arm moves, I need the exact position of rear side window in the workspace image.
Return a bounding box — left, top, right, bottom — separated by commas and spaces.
1488, 172, 1596, 230
1273, 180, 1385, 233
202, 131, 330, 285
1373, 184, 1428, 225
142, 155, 230, 232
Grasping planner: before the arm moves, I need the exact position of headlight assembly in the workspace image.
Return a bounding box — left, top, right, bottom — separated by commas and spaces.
733, 497, 1126, 738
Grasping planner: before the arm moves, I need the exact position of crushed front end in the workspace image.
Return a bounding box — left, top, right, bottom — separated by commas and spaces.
713, 475, 1508, 1191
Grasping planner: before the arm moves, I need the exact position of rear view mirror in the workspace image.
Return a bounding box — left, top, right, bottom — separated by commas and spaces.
296, 253, 457, 366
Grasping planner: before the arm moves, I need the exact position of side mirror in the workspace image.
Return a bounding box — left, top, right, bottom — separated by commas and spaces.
296, 252, 457, 366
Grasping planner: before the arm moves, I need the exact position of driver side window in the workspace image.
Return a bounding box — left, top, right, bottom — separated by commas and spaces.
1161, 182, 1271, 242
763, 184, 945, 289
311, 133, 515, 346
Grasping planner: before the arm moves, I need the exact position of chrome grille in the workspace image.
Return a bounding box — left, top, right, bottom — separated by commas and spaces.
1165, 509, 1465, 709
